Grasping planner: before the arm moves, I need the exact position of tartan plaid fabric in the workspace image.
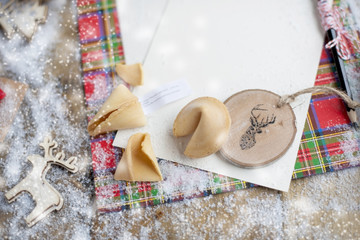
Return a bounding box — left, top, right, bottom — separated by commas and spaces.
77, 0, 360, 212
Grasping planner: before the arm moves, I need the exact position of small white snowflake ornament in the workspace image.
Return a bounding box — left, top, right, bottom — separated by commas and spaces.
5, 136, 78, 227
0, 0, 48, 40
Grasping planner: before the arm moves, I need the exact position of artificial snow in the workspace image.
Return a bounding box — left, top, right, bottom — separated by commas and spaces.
0, 0, 359, 239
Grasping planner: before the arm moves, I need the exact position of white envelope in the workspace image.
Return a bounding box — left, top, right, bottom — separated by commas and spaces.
114, 0, 324, 191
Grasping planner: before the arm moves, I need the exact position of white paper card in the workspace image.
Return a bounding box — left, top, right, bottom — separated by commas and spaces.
114, 0, 324, 191
116, 0, 169, 64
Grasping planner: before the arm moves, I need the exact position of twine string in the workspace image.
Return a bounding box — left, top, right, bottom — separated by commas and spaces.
277, 86, 360, 109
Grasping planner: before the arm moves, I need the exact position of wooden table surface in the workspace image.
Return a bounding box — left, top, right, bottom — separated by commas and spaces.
0, 1, 359, 239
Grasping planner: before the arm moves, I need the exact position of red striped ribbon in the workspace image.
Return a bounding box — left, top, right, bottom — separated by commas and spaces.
318, 0, 359, 60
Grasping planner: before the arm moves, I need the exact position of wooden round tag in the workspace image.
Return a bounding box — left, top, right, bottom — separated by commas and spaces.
220, 89, 296, 168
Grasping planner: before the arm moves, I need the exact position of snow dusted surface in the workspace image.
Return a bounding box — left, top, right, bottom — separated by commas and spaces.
0, 0, 359, 239
0, 0, 93, 239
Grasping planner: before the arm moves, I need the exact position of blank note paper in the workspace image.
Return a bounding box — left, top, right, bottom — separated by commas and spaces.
114, 0, 324, 191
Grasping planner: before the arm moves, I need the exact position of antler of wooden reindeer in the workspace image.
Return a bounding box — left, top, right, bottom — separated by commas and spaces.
39, 136, 78, 173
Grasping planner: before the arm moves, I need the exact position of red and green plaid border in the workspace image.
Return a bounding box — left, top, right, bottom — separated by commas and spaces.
77, 0, 360, 212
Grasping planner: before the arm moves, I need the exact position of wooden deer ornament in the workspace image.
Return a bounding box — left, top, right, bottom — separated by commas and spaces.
220, 89, 296, 168
5, 136, 78, 227
0, 0, 48, 40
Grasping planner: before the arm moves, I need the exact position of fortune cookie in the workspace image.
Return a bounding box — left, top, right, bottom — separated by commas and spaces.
115, 63, 143, 86
87, 85, 146, 136
114, 133, 163, 182
173, 97, 231, 158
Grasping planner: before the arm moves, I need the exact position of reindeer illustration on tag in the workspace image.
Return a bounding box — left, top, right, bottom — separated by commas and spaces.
5, 136, 78, 227
240, 104, 276, 150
